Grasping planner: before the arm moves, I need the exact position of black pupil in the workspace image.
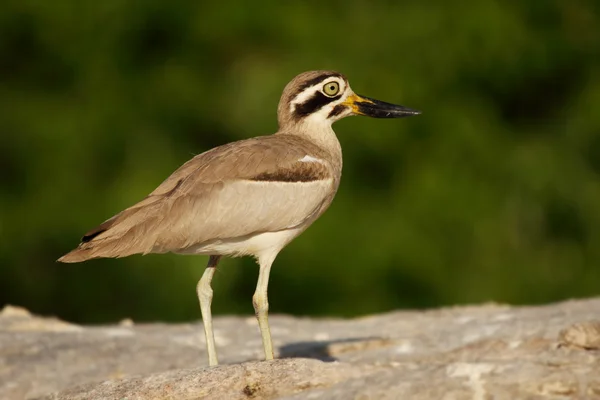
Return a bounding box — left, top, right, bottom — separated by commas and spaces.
329, 84, 336, 91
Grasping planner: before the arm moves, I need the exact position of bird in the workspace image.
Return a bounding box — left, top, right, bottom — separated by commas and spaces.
58, 70, 420, 366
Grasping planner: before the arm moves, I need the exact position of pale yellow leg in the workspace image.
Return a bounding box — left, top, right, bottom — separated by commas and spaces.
197, 255, 221, 366
252, 255, 275, 360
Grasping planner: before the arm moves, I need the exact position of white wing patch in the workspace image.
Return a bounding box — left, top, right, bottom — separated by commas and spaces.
299, 155, 326, 164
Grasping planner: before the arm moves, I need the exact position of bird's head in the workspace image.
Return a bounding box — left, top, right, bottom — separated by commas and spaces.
278, 70, 420, 129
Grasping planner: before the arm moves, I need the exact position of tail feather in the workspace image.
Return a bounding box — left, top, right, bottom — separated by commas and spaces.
58, 247, 96, 263
57, 236, 142, 263
58, 201, 162, 263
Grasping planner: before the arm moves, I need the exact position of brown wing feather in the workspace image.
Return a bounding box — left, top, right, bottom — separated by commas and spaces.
58, 134, 335, 263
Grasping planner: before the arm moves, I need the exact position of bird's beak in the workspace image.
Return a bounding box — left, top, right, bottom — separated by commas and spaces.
343, 93, 421, 118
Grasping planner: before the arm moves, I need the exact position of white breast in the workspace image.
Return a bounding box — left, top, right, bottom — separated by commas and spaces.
186, 226, 307, 259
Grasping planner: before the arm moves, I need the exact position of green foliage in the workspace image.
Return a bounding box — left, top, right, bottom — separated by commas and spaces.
1, 0, 599, 323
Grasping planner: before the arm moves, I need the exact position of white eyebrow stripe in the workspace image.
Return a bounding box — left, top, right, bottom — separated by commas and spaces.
299, 155, 326, 165
289, 87, 320, 113
289, 77, 347, 113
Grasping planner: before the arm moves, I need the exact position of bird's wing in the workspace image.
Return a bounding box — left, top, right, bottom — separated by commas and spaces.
59, 134, 336, 261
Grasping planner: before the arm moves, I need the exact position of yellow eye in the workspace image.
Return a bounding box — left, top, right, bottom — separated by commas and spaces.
323, 81, 340, 97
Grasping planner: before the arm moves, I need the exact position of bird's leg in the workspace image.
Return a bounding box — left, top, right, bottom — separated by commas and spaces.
253, 255, 275, 360
197, 255, 221, 366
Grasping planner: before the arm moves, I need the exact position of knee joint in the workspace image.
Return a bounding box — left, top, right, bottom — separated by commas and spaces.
252, 293, 269, 314
197, 280, 213, 301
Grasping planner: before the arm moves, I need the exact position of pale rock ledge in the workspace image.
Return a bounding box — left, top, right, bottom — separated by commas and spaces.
1, 298, 599, 399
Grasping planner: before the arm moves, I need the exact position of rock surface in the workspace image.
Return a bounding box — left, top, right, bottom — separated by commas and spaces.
1, 299, 600, 399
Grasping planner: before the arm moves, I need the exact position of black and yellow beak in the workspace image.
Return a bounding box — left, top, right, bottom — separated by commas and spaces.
343, 94, 421, 118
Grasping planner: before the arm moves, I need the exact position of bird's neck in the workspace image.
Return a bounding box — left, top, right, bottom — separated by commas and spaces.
280, 120, 343, 170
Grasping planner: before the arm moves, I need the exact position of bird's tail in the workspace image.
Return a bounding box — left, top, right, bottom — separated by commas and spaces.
57, 199, 162, 263
58, 247, 96, 263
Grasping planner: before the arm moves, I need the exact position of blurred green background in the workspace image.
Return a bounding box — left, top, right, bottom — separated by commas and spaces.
1, 1, 599, 324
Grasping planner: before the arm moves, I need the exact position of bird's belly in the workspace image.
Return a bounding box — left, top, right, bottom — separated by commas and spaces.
180, 226, 306, 259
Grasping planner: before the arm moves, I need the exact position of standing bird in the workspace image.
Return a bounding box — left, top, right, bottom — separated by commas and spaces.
59, 70, 420, 366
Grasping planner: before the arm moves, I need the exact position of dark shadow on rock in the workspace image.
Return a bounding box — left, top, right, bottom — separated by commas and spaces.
278, 336, 387, 362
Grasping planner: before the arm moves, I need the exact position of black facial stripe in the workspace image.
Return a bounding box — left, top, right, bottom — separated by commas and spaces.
293, 92, 342, 119
328, 104, 347, 118
295, 73, 342, 95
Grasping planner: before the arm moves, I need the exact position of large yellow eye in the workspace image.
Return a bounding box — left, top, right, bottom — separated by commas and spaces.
323, 81, 340, 97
